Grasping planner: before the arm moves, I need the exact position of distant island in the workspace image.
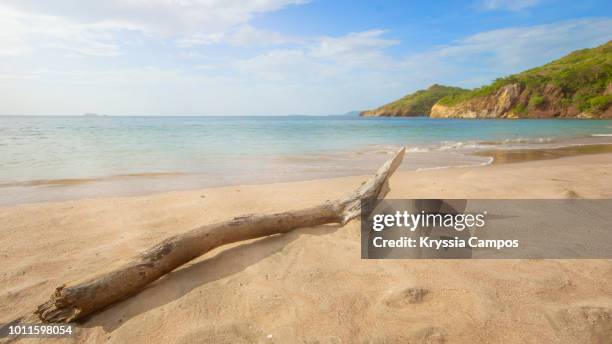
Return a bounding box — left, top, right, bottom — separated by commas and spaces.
330, 110, 361, 117
83, 113, 107, 117
362, 41, 612, 119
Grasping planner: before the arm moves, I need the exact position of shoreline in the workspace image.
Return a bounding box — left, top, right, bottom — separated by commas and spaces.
3, 142, 612, 207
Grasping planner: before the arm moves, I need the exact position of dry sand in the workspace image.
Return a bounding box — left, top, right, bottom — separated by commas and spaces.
1, 153, 612, 343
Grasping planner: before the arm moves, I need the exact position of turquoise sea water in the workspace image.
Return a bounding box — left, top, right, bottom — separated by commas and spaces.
1, 116, 612, 204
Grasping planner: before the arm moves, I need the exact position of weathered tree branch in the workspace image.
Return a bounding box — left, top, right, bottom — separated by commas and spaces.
36, 147, 405, 323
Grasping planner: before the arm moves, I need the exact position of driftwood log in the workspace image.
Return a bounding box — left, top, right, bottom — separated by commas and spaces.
36, 147, 405, 323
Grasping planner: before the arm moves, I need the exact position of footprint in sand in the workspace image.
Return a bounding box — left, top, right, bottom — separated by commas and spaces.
383, 287, 429, 308
407, 326, 446, 344
563, 189, 581, 198
176, 322, 260, 344
547, 305, 612, 344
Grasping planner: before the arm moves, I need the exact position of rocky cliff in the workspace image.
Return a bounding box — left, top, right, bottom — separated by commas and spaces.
431, 41, 612, 119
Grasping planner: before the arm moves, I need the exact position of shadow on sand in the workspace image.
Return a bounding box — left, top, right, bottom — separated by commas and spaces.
80, 223, 342, 332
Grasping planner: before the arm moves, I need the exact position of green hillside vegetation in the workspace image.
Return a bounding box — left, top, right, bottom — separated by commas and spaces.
438, 41, 612, 115
361, 84, 468, 116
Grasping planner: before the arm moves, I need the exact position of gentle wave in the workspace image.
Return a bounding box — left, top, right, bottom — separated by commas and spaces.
415, 156, 494, 172
406, 147, 430, 153
434, 137, 556, 151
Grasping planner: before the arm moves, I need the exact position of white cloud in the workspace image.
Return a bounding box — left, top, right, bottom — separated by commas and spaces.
235, 49, 309, 82
312, 30, 398, 57
226, 25, 295, 46
311, 29, 399, 65
233, 30, 400, 83
177, 33, 225, 48
431, 18, 612, 71
480, 0, 541, 11
177, 25, 296, 48
176, 51, 208, 59
0, 8, 29, 56
0, 5, 126, 57
1, 0, 307, 36
0, 0, 306, 56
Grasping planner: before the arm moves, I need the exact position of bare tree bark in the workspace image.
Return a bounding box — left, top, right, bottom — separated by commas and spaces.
36, 147, 405, 323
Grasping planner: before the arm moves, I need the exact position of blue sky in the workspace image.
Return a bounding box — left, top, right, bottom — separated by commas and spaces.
1, 0, 611, 115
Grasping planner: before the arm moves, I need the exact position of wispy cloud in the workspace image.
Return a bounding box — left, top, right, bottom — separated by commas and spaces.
177, 25, 298, 48
1, 0, 308, 35
234, 29, 400, 82
0, 5, 125, 57
0, 0, 307, 56
312, 30, 399, 58
226, 25, 297, 47
479, 0, 541, 11
429, 17, 612, 71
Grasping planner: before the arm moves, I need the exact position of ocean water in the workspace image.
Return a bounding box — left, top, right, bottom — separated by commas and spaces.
2, 115, 612, 204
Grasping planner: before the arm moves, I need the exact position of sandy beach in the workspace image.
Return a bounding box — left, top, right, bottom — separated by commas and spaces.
1, 152, 612, 343
3, 2, 612, 343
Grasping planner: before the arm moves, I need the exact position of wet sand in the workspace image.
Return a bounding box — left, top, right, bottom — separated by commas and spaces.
0, 172, 187, 188
1, 154, 611, 343
474, 143, 612, 164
